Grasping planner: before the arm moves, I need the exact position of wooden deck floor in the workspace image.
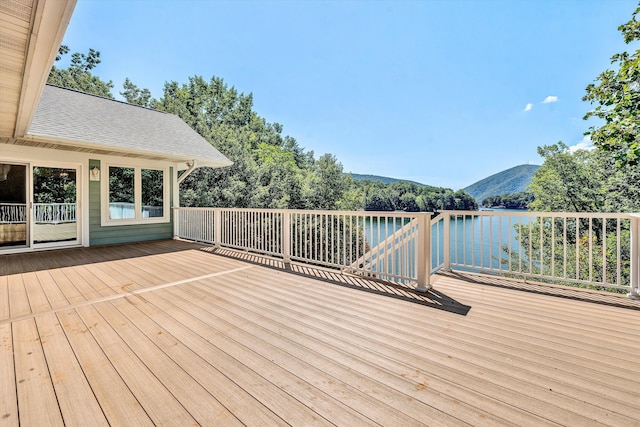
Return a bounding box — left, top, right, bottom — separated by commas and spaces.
1, 239, 640, 426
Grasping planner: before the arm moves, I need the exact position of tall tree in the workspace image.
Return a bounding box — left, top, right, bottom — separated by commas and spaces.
121, 78, 152, 107
47, 46, 114, 98
583, 3, 640, 166
529, 141, 640, 212
529, 142, 604, 212
302, 154, 349, 210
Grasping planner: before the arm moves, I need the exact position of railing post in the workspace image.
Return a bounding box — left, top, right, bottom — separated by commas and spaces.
629, 214, 640, 300
173, 207, 179, 240
214, 208, 221, 249
443, 212, 451, 271
416, 213, 432, 292
282, 211, 291, 264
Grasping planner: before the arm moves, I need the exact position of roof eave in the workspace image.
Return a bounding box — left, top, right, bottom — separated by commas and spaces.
22, 133, 233, 169
14, 0, 77, 138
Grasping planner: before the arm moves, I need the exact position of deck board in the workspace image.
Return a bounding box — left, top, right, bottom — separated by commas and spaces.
56, 309, 155, 426
35, 313, 109, 426
13, 319, 64, 427
0, 323, 18, 426
1, 239, 640, 426
74, 304, 199, 426
184, 272, 595, 426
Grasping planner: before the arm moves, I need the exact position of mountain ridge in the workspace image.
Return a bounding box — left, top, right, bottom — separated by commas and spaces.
348, 173, 429, 188
463, 164, 540, 203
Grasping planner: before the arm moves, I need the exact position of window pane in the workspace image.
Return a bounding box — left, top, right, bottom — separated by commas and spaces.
0, 163, 27, 247
141, 169, 163, 218
109, 166, 135, 219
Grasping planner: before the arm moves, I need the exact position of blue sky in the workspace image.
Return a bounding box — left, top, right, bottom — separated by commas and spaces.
60, 0, 638, 189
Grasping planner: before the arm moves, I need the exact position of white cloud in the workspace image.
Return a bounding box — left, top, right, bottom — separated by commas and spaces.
568, 135, 594, 153
524, 103, 533, 112
542, 95, 558, 104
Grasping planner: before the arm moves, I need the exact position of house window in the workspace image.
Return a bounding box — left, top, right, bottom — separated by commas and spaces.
109, 166, 135, 219
103, 164, 169, 225
141, 169, 164, 218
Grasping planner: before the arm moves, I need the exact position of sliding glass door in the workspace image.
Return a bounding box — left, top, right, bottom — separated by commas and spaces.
32, 166, 79, 247
0, 163, 28, 248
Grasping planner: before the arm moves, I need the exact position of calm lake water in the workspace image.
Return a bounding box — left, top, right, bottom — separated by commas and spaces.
364, 210, 530, 271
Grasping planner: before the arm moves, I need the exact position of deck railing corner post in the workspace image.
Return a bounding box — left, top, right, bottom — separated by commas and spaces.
282, 211, 291, 264
214, 208, 222, 249
416, 213, 432, 292
443, 212, 451, 271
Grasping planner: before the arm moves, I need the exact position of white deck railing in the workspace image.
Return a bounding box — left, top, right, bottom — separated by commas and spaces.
174, 208, 432, 290
1, 203, 77, 224
431, 210, 639, 297
174, 207, 640, 299
0, 203, 27, 224
33, 203, 76, 224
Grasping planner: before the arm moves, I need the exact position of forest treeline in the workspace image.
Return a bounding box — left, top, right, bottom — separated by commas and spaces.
481, 192, 534, 210
48, 47, 476, 213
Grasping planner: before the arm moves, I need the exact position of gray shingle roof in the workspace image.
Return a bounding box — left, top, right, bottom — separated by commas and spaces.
27, 85, 232, 168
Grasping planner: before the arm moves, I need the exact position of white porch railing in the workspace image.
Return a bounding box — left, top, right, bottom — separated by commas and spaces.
174, 208, 433, 291
0, 203, 27, 224
174, 207, 640, 299
1, 203, 78, 224
431, 210, 639, 298
33, 203, 76, 224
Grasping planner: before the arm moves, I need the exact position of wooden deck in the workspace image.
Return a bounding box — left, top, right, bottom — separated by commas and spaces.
1, 240, 640, 426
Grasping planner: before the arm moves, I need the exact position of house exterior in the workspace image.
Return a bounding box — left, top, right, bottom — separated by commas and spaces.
0, 0, 231, 253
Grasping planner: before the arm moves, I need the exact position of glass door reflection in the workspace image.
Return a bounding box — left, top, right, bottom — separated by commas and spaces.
32, 166, 78, 245
0, 163, 28, 247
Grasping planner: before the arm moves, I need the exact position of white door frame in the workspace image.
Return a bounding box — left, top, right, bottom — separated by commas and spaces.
30, 161, 83, 250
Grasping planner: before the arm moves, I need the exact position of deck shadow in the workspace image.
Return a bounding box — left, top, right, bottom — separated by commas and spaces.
439, 270, 640, 312
0, 239, 208, 275
200, 247, 471, 316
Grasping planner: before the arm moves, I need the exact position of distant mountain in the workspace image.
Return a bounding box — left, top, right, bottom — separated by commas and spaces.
349, 173, 429, 188
463, 164, 540, 203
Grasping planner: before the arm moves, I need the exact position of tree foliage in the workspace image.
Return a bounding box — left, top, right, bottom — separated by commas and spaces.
482, 192, 533, 209
47, 46, 114, 98
121, 78, 152, 107
152, 76, 350, 210
583, 4, 640, 166
529, 142, 640, 213
344, 180, 477, 212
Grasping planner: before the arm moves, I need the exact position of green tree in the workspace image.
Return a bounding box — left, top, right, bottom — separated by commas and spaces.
528, 142, 605, 212
121, 78, 152, 107
583, 3, 640, 166
303, 154, 349, 210
47, 46, 114, 98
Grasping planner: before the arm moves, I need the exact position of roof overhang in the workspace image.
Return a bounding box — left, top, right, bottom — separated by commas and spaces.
0, 135, 234, 170
0, 0, 76, 139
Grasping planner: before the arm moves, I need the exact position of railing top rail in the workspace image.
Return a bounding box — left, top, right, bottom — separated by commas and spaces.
33, 202, 76, 206
174, 207, 432, 218
438, 210, 635, 219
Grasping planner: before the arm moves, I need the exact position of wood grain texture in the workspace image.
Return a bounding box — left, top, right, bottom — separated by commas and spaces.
1, 240, 639, 426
